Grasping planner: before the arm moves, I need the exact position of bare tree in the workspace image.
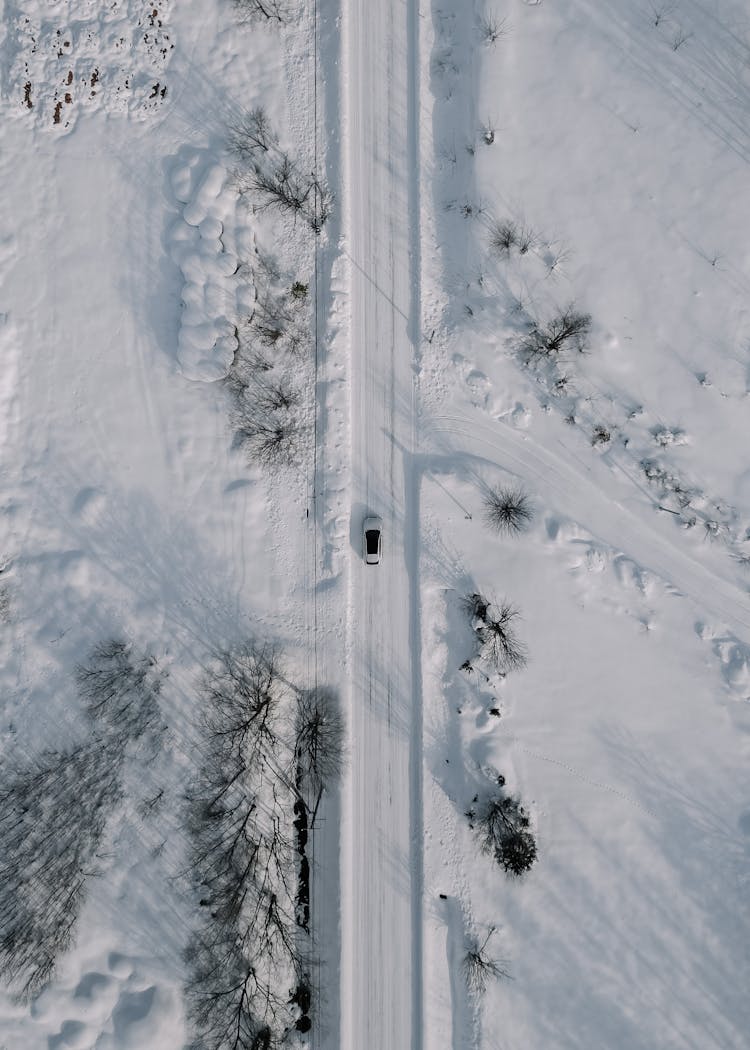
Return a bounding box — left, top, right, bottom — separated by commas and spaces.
650, 0, 678, 27
184, 928, 276, 1050
462, 594, 527, 675
201, 643, 285, 765
479, 602, 527, 674
463, 927, 511, 993
233, 412, 305, 468
185, 642, 307, 1048
227, 108, 277, 163
483, 486, 533, 535
477, 12, 510, 46
295, 687, 344, 818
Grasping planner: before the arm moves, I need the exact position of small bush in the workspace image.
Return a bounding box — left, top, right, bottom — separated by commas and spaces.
254, 376, 301, 414
484, 486, 533, 535
479, 603, 527, 674
234, 412, 304, 468
243, 252, 311, 361
650, 1, 678, 27
478, 13, 510, 46
671, 27, 693, 51
489, 219, 518, 257
521, 304, 592, 360
489, 218, 534, 257
475, 794, 537, 876
461, 591, 490, 624
461, 594, 527, 675
227, 251, 311, 472
591, 424, 611, 446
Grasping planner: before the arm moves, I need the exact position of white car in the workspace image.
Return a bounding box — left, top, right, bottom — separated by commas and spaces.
363, 516, 382, 564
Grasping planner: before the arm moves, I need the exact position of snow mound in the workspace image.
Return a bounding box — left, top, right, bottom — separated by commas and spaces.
15, 951, 183, 1049
0, 315, 20, 450
168, 157, 250, 382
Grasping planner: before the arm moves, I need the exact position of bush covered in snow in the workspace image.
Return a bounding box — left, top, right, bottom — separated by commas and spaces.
169, 157, 249, 382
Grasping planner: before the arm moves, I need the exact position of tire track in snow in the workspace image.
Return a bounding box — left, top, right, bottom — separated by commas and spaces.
425, 413, 750, 641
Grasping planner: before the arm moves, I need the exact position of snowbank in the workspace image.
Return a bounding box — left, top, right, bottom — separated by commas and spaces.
168, 156, 250, 382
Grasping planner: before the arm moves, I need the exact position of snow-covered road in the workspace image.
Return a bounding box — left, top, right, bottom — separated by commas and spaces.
340, 0, 423, 1046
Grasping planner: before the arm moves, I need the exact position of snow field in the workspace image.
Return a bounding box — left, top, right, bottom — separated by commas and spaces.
0, 0, 748, 1045
417, 1, 750, 1047
419, 464, 750, 1050
0, 0, 321, 1046
3, 947, 183, 1050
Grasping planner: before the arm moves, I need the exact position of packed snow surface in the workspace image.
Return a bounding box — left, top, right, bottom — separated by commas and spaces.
0, 0, 749, 1048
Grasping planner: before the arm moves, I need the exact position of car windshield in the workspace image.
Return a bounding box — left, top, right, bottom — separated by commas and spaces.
365, 529, 380, 554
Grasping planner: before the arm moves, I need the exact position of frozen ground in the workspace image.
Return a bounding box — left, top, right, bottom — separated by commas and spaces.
0, 0, 749, 1048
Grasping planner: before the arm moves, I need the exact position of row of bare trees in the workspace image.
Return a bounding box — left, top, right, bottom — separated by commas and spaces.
222, 106, 332, 470
185, 642, 342, 1050
227, 251, 312, 468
